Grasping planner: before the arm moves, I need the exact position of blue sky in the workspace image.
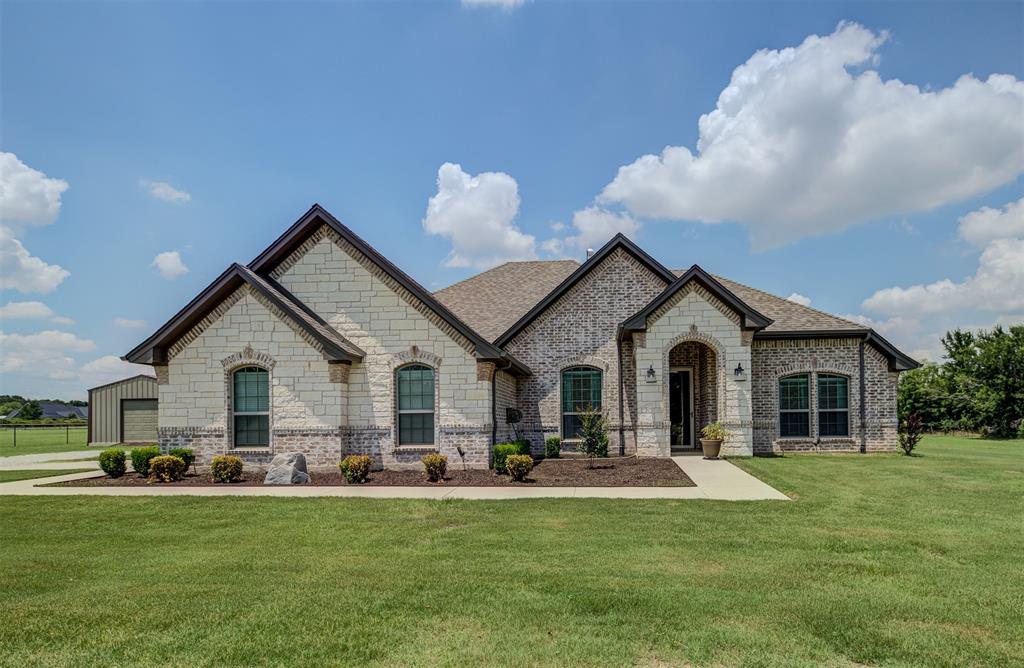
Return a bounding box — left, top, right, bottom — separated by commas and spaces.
1, 0, 1022, 399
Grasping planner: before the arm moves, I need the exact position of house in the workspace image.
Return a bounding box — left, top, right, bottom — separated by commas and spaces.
124, 204, 918, 468
3, 402, 89, 420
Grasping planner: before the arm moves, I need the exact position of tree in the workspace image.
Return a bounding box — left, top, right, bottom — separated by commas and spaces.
19, 400, 42, 420
899, 413, 924, 456
577, 405, 608, 468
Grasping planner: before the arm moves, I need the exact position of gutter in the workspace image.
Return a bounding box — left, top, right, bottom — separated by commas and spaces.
617, 337, 626, 456
859, 338, 867, 454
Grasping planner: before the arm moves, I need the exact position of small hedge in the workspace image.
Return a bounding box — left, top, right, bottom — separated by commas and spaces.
339, 455, 373, 484
168, 447, 195, 470
422, 453, 447, 482
130, 446, 161, 477
544, 436, 561, 459
99, 448, 126, 478
211, 455, 243, 483
493, 443, 519, 474
148, 455, 187, 482
505, 454, 533, 482
512, 439, 531, 455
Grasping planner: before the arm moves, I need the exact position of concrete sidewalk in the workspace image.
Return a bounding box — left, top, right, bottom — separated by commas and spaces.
0, 457, 788, 501
0, 450, 100, 468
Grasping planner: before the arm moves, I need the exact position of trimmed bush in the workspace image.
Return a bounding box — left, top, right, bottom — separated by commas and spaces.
211, 455, 243, 483
493, 443, 520, 474
505, 454, 533, 482
99, 448, 126, 478
339, 455, 373, 483
148, 455, 187, 483
544, 436, 561, 459
513, 439, 531, 455
168, 448, 195, 470
130, 446, 160, 477
422, 453, 447, 482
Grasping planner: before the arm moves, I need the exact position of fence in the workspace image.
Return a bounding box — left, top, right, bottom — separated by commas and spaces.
0, 424, 88, 448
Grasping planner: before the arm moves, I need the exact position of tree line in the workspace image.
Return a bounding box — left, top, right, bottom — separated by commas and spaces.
898, 325, 1023, 438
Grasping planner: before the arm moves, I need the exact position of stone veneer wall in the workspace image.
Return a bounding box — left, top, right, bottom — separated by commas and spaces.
272, 225, 493, 470
503, 248, 668, 455
157, 285, 345, 465
633, 285, 753, 456
750, 338, 899, 453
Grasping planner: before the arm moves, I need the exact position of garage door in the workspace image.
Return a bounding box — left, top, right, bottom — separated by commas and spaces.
122, 399, 158, 442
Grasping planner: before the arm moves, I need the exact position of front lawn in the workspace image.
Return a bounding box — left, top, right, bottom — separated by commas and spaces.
0, 426, 89, 457
1, 435, 1021, 667
0, 468, 95, 483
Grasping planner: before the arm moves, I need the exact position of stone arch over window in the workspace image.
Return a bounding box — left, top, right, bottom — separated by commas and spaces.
389, 345, 442, 372
222, 347, 276, 448
394, 362, 438, 447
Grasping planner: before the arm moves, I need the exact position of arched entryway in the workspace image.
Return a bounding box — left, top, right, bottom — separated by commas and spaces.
667, 340, 718, 453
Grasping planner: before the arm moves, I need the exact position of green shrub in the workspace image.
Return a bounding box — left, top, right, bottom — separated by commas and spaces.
422, 453, 447, 482
577, 405, 608, 467
339, 455, 373, 483
130, 446, 161, 477
210, 455, 243, 483
168, 448, 195, 470
505, 454, 533, 482
513, 439, 531, 455
544, 436, 561, 459
493, 443, 520, 474
148, 455, 187, 482
99, 448, 126, 478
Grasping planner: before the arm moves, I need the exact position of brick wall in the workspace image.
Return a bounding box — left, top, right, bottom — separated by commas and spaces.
503, 248, 668, 454
750, 337, 899, 453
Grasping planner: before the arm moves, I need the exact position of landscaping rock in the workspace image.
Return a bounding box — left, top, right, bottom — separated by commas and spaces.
263, 452, 311, 485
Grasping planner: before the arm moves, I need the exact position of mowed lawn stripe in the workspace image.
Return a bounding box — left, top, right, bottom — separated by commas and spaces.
1, 436, 1021, 667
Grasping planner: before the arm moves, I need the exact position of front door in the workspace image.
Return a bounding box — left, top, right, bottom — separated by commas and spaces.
669, 369, 694, 450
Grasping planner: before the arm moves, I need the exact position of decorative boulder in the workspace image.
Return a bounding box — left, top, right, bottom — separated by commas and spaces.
263, 452, 311, 485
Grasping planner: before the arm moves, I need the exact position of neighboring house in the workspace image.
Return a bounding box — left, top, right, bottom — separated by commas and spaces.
125, 204, 918, 468
3, 402, 89, 420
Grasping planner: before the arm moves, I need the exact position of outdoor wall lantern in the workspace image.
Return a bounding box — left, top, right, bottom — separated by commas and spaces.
733, 363, 747, 381
646, 365, 657, 383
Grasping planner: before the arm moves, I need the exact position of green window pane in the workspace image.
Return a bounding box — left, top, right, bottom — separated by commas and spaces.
779, 375, 809, 410
399, 413, 434, 445
818, 375, 848, 410
233, 367, 269, 413
561, 367, 602, 413
397, 365, 434, 411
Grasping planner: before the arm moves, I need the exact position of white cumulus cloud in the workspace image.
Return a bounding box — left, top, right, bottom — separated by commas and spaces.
0, 329, 96, 381
786, 293, 812, 307
140, 179, 191, 204
79, 355, 155, 387
461, 0, 527, 9
0, 152, 69, 228
114, 317, 148, 328
958, 197, 1024, 248
422, 162, 536, 269
597, 22, 1024, 249
0, 226, 70, 293
152, 250, 189, 279
0, 301, 73, 325
542, 207, 641, 258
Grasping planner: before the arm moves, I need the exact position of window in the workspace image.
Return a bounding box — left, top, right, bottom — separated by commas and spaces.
779, 374, 810, 438
561, 367, 602, 439
397, 364, 434, 445
817, 374, 850, 437
233, 366, 269, 447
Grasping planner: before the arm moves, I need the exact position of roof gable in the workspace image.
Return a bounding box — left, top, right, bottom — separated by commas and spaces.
621, 264, 773, 334
494, 234, 677, 346
123, 263, 364, 364
247, 204, 529, 374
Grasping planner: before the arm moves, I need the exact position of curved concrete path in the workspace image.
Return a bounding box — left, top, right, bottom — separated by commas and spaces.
0, 457, 788, 500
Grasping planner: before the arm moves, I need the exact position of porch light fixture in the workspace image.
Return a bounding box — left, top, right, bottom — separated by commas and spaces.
733, 363, 747, 381
646, 365, 657, 383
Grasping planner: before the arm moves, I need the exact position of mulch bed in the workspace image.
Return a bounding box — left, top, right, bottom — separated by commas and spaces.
49, 457, 694, 488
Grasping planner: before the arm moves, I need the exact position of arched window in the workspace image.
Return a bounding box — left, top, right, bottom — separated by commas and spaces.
561, 366, 602, 439
817, 374, 850, 437
779, 374, 809, 438
233, 366, 269, 447
396, 364, 435, 445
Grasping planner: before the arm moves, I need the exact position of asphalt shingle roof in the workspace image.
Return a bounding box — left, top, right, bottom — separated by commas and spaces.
433, 259, 865, 342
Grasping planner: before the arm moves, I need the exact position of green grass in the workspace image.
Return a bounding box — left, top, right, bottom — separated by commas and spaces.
0, 426, 89, 457
1, 436, 1021, 667
0, 468, 96, 483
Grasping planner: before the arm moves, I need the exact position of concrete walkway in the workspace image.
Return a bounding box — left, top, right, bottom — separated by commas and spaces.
0, 457, 788, 500
0, 450, 100, 470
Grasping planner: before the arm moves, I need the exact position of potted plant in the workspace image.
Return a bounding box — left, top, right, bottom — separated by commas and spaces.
700, 422, 729, 459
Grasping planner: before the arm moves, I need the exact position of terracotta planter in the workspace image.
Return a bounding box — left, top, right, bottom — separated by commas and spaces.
700, 438, 722, 460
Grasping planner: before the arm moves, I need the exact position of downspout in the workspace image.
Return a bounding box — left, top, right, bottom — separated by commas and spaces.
617, 335, 625, 456
858, 339, 867, 454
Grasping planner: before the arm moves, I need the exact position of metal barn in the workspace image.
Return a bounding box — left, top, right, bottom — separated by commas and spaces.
87, 374, 159, 445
